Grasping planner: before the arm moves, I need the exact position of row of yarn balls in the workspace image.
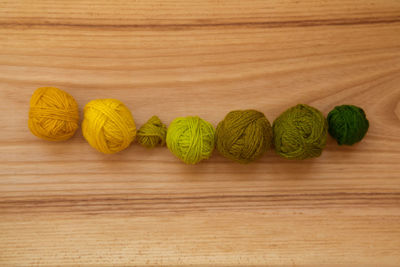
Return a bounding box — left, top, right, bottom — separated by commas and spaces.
29, 87, 369, 164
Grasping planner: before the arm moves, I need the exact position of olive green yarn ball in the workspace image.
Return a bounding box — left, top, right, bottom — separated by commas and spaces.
137, 116, 167, 148
216, 110, 273, 163
273, 104, 328, 160
166, 116, 215, 164
327, 105, 369, 145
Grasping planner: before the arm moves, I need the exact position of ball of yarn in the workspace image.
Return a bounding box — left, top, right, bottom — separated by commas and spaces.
137, 116, 167, 148
273, 104, 328, 160
216, 110, 273, 163
327, 105, 369, 145
82, 99, 136, 154
28, 87, 79, 141
166, 116, 215, 164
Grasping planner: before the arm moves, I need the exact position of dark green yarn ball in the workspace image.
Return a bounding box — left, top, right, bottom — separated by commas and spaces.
327, 105, 369, 145
273, 104, 328, 160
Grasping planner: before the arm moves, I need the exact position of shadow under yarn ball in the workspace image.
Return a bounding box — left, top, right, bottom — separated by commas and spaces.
28, 87, 79, 141
82, 99, 136, 154
327, 105, 369, 145
273, 104, 328, 160
216, 110, 273, 163
166, 116, 215, 164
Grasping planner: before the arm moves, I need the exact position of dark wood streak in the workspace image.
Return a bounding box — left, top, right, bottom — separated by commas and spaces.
1, 203, 399, 216
2, 192, 400, 203
1, 192, 399, 214
2, 16, 400, 30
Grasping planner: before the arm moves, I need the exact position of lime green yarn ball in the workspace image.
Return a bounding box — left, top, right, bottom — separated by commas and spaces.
166, 116, 215, 164
216, 110, 273, 163
273, 104, 328, 160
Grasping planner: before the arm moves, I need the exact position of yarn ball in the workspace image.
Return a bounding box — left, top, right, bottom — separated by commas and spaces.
82, 99, 136, 154
166, 116, 215, 164
215, 110, 273, 163
273, 104, 328, 160
327, 105, 369, 145
137, 116, 167, 148
28, 87, 79, 141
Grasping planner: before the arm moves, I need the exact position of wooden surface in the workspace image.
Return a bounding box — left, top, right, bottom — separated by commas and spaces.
1, 0, 400, 266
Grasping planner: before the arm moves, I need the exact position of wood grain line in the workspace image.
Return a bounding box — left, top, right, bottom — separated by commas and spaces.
1, 192, 399, 215
2, 16, 400, 30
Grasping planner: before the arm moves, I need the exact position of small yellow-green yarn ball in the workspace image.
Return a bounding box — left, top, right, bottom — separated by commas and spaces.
216, 110, 273, 163
82, 99, 136, 154
273, 104, 328, 160
166, 116, 215, 164
137, 116, 167, 148
28, 87, 79, 141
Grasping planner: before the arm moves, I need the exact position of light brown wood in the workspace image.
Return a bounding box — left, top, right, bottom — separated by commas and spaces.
1, 0, 400, 266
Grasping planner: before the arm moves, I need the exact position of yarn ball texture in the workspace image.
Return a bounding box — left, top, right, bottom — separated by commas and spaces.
28, 87, 79, 141
327, 105, 369, 145
166, 116, 215, 164
216, 110, 273, 163
137, 116, 167, 148
82, 99, 136, 154
273, 104, 328, 160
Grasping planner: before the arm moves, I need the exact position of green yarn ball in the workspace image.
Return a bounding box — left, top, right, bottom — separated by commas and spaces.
166, 116, 215, 164
216, 110, 273, 163
327, 105, 369, 145
273, 104, 328, 160
137, 116, 167, 148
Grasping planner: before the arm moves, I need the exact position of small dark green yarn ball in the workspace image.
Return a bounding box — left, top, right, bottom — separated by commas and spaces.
273, 104, 328, 160
327, 105, 369, 145
216, 109, 273, 163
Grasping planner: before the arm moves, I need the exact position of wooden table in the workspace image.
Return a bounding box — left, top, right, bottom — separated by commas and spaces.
1, 1, 400, 266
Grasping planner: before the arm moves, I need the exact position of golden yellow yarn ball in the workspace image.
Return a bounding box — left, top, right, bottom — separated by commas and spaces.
82, 99, 136, 154
28, 87, 79, 141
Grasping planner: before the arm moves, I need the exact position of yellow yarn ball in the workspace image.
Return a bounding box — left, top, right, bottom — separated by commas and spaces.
82, 99, 136, 154
28, 87, 79, 141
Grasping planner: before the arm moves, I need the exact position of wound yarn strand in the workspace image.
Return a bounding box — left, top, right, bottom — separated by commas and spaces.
28, 87, 369, 163
273, 104, 328, 160
82, 99, 136, 154
166, 116, 215, 164
28, 87, 79, 141
216, 110, 273, 163
327, 105, 369, 145
137, 116, 167, 148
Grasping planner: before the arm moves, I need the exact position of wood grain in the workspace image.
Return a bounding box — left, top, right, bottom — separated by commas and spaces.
1, 0, 400, 266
